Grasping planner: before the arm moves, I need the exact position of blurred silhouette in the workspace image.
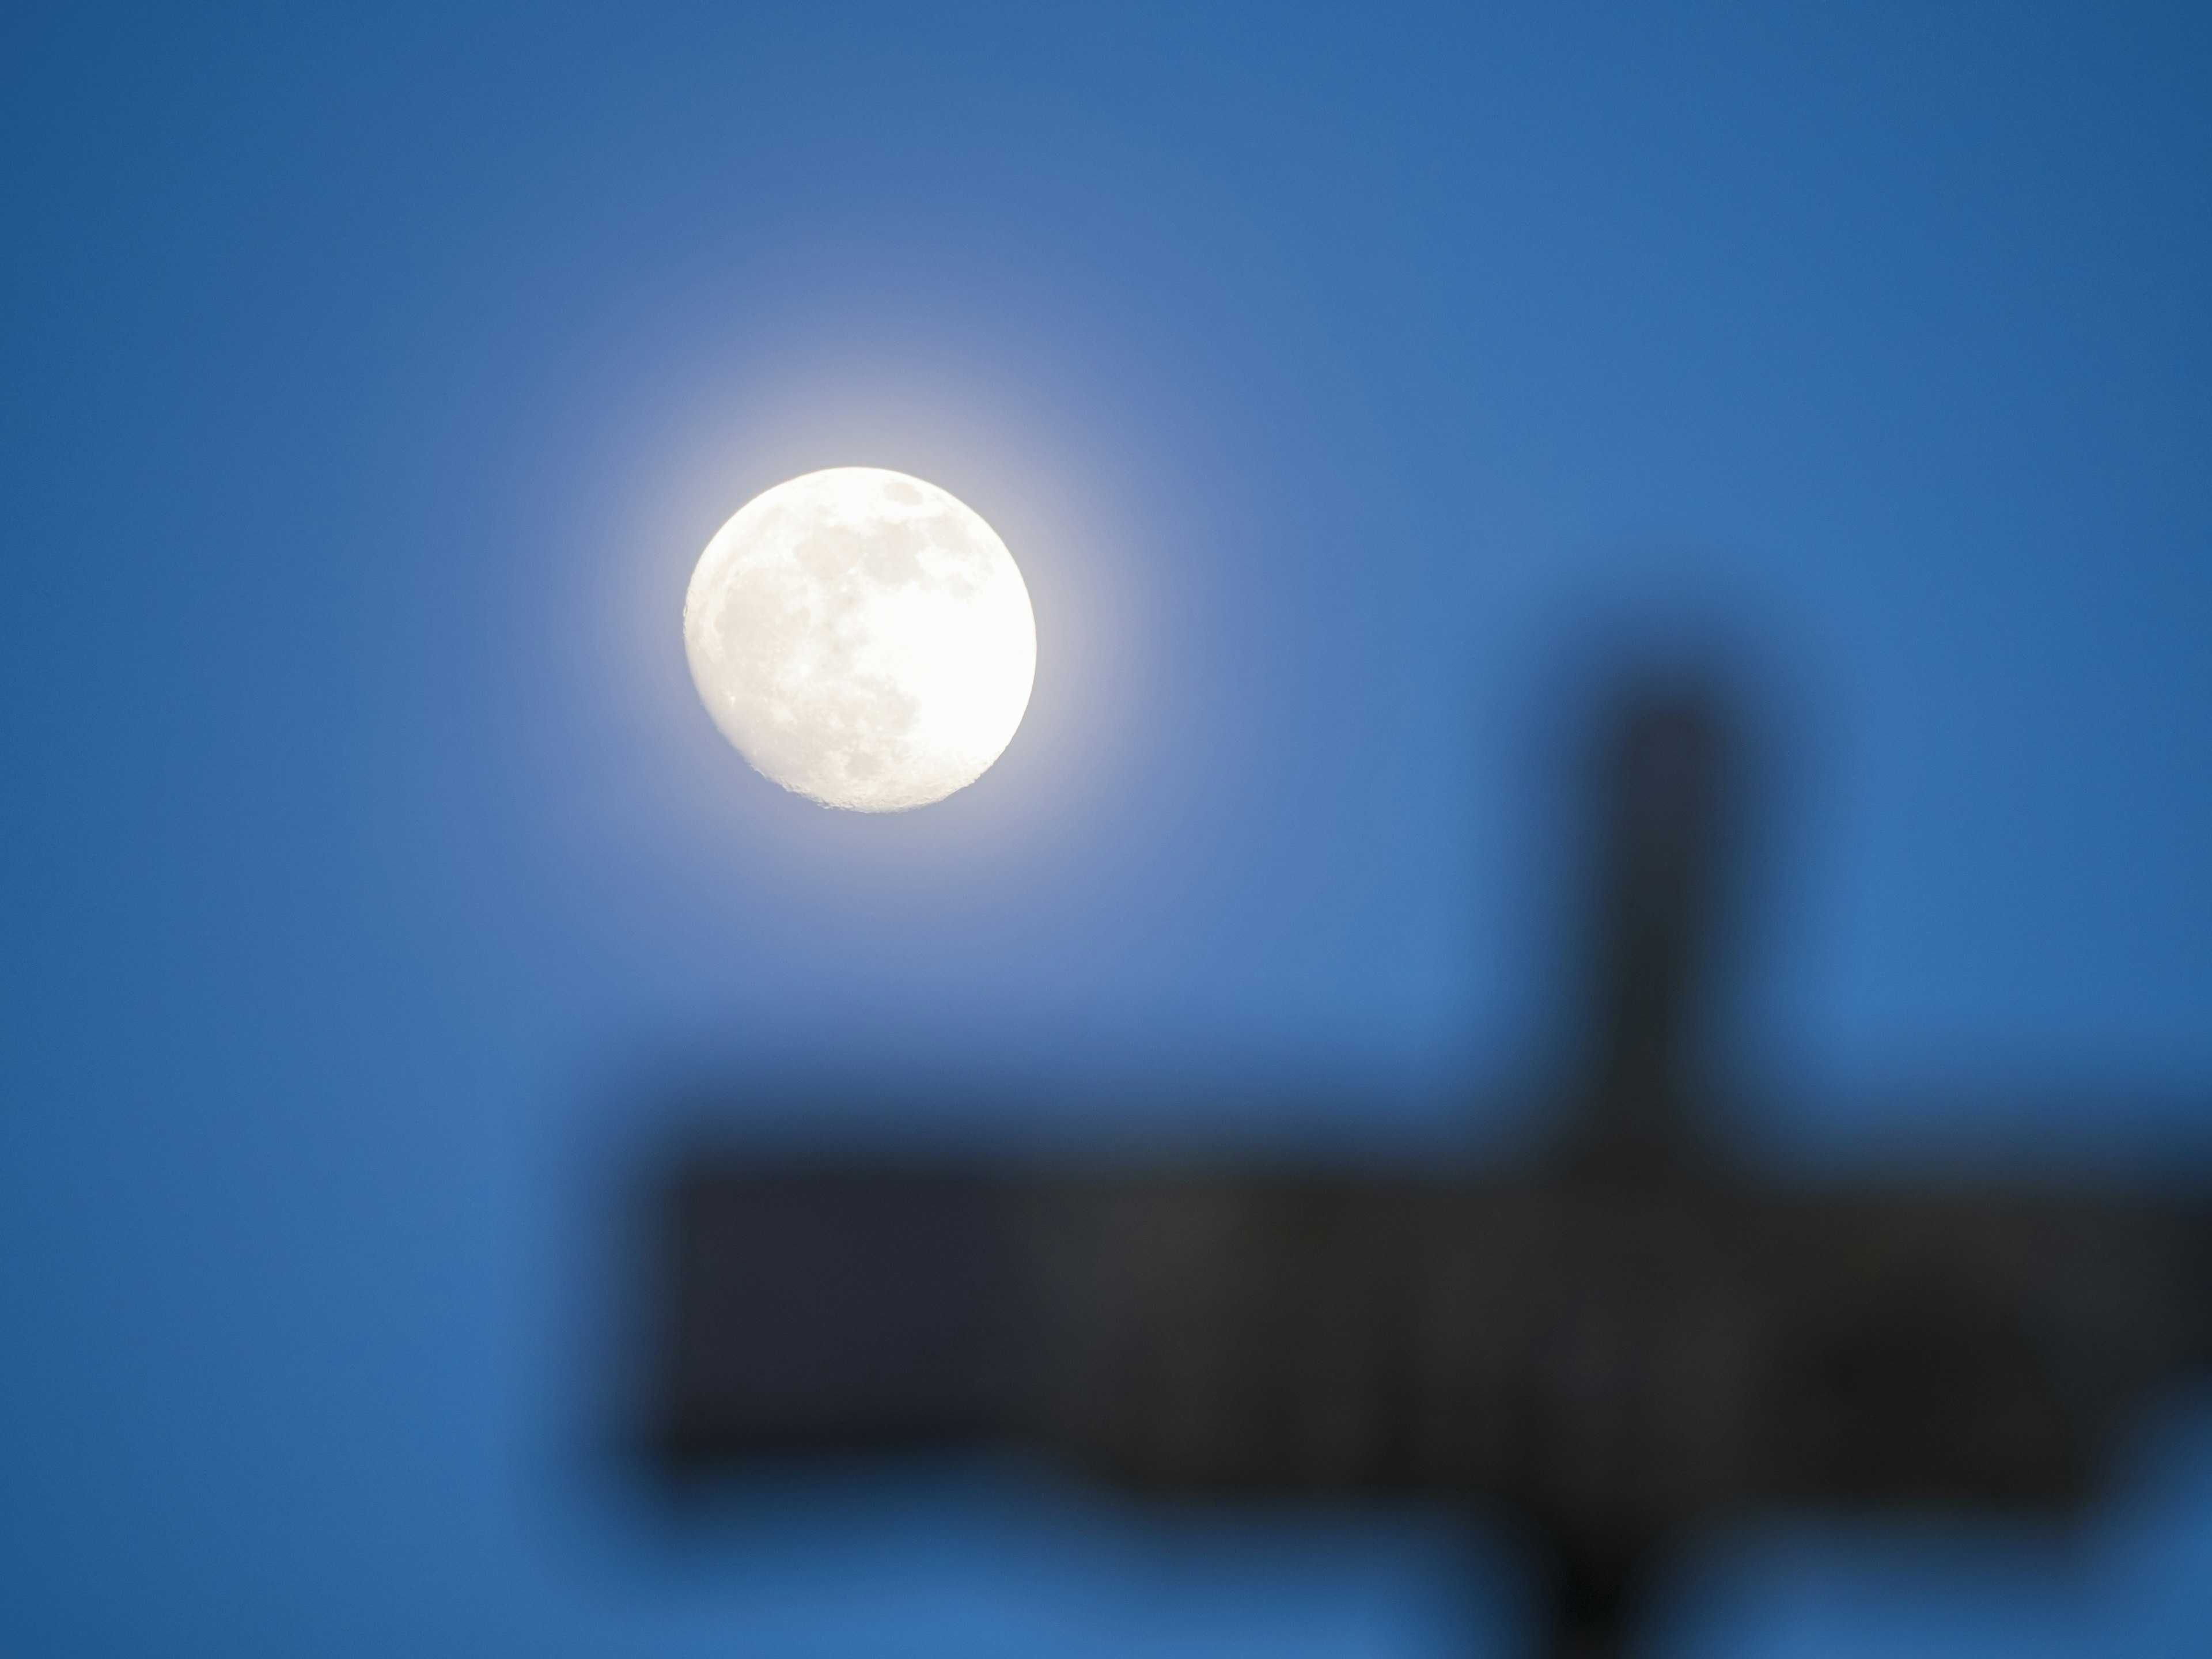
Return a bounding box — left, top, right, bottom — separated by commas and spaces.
647, 683, 2212, 1659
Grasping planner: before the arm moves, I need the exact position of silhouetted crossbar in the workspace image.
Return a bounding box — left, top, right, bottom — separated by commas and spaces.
646, 685, 2212, 1659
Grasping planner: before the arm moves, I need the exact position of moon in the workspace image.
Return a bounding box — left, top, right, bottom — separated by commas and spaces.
683, 468, 1037, 812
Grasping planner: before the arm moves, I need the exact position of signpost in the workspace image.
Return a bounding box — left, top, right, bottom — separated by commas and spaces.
649, 686, 2212, 1659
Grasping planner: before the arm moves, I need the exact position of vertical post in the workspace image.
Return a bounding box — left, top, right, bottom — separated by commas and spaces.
1525, 683, 1732, 1658
1570, 684, 1732, 1171
1541, 1543, 1646, 1659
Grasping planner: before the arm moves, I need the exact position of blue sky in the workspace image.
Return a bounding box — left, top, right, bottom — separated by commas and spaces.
3, 5, 2210, 1655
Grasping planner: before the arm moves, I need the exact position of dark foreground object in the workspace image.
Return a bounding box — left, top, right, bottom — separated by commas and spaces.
650, 689, 2212, 1659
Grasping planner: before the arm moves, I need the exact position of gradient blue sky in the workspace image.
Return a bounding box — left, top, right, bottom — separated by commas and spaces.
4, 5, 2210, 1656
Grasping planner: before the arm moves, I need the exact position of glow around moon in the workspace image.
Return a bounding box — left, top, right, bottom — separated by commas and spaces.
683, 468, 1037, 812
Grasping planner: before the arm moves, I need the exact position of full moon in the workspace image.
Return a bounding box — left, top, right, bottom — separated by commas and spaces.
683, 467, 1037, 812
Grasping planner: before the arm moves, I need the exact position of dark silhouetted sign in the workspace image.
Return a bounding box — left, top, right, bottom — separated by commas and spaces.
648, 686, 2212, 1659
